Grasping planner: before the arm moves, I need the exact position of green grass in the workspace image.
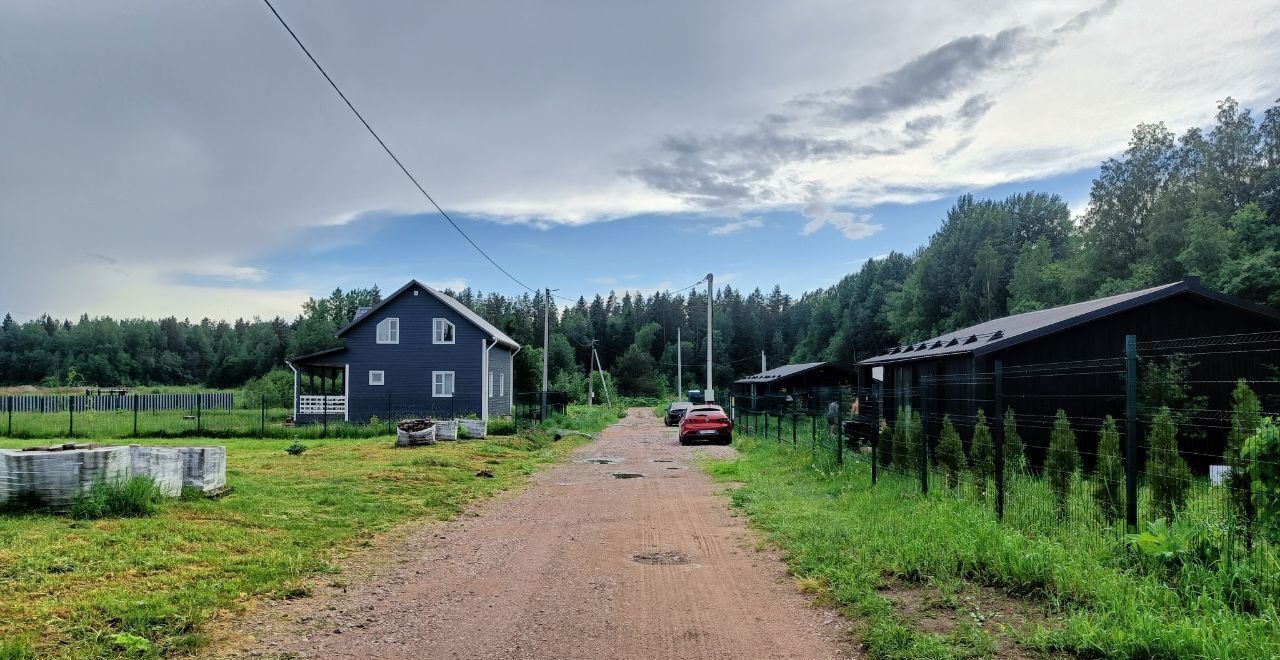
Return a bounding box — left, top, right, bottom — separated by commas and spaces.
703, 432, 1280, 659
0, 410, 614, 658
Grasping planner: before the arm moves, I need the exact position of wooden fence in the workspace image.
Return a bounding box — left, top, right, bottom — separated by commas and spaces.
3, 393, 235, 413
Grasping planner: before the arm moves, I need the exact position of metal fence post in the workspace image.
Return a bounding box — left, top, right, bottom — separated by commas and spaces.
260, 395, 266, 437
6, 395, 11, 437
871, 390, 880, 486
836, 388, 844, 466
387, 392, 393, 434
69, 396, 74, 436
994, 361, 1005, 521
196, 395, 202, 433
791, 412, 797, 448
919, 376, 929, 495
322, 392, 329, 438
133, 394, 139, 437
1125, 334, 1139, 532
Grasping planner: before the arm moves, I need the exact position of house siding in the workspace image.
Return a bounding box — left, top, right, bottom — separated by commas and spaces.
488, 346, 514, 417
342, 284, 487, 422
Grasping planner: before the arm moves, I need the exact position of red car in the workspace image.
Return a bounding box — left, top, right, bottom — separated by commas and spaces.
678, 405, 733, 445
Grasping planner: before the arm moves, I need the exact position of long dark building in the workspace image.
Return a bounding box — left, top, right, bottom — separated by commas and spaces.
855, 277, 1280, 473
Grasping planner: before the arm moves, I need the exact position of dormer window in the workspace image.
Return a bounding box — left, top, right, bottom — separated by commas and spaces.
433, 318, 455, 344
376, 318, 399, 344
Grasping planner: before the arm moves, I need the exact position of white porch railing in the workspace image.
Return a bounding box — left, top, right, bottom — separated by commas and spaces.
299, 395, 347, 416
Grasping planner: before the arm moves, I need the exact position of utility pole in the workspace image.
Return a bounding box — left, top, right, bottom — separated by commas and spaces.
677, 327, 682, 400
542, 287, 558, 421
592, 346, 612, 406
705, 273, 714, 403
587, 338, 596, 406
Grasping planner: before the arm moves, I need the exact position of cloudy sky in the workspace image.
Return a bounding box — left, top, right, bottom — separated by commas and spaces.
2, 0, 1278, 322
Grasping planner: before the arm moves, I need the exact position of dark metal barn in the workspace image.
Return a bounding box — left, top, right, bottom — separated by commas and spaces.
855, 277, 1280, 473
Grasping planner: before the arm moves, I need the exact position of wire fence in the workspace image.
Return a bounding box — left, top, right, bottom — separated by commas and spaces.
730, 331, 1280, 603
0, 392, 520, 440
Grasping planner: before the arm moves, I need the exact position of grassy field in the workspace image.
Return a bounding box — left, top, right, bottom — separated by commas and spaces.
0, 406, 619, 659
704, 432, 1280, 659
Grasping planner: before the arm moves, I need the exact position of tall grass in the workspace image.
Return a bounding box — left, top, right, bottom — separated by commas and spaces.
706, 432, 1280, 658
69, 476, 165, 519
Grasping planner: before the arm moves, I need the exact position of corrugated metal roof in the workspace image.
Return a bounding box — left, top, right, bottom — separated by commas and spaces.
333, 280, 520, 350
734, 362, 830, 384
858, 277, 1268, 366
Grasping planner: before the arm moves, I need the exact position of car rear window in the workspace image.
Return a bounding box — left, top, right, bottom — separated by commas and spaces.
689, 407, 722, 414
670, 402, 691, 410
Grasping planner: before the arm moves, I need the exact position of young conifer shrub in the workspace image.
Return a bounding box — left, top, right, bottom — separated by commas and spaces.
1227, 379, 1261, 533
909, 409, 923, 473
1092, 415, 1125, 524
970, 409, 994, 497
1147, 406, 1191, 521
937, 414, 965, 490
1003, 407, 1027, 479
1046, 409, 1080, 518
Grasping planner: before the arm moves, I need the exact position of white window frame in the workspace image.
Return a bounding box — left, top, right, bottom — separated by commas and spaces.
488, 371, 494, 396
369, 370, 385, 386
498, 372, 505, 397
433, 318, 456, 344
433, 371, 455, 397
376, 318, 399, 344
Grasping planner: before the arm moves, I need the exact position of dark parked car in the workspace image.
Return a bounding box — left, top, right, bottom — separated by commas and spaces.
665, 401, 692, 426
678, 405, 733, 445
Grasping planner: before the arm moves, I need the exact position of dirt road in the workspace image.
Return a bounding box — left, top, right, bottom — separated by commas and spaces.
234, 408, 853, 659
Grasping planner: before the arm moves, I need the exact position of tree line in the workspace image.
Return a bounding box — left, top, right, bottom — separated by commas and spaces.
1, 97, 1277, 396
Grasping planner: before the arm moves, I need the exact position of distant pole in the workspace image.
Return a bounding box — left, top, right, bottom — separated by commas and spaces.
541, 287, 557, 421
677, 328, 683, 399
133, 394, 139, 437
761, 350, 766, 373
1125, 335, 1139, 532
260, 395, 266, 437
6, 395, 11, 437
705, 273, 714, 402
588, 339, 595, 406
593, 347, 613, 407
994, 361, 1005, 521
69, 396, 74, 436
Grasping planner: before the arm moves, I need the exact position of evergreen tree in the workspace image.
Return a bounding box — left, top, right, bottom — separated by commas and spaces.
1047, 409, 1080, 518
1146, 406, 1192, 520
1003, 407, 1027, 478
1092, 415, 1125, 524
1226, 379, 1261, 532
970, 409, 994, 497
937, 414, 965, 490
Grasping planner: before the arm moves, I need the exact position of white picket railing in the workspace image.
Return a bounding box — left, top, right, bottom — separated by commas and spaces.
299, 395, 347, 415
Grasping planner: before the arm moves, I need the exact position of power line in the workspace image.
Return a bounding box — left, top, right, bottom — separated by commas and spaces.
259, 0, 539, 294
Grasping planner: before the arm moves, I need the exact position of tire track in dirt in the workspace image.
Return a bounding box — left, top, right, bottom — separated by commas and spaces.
226, 408, 855, 659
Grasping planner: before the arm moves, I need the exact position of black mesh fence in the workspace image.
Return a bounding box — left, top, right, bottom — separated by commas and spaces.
730, 331, 1280, 597
0, 391, 520, 440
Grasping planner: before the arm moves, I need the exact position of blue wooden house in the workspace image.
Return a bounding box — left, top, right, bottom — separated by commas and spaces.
286, 280, 519, 424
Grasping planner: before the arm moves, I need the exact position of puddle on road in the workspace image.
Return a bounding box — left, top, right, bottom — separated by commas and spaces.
577, 456, 623, 465
632, 550, 690, 565
609, 472, 645, 479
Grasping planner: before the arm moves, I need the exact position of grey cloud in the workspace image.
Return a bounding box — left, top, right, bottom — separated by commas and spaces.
792, 28, 1030, 123
1054, 0, 1121, 36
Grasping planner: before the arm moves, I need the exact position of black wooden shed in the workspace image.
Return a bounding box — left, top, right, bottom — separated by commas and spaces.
855, 277, 1280, 473
733, 362, 851, 413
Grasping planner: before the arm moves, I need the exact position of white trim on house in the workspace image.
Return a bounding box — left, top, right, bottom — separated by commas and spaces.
376, 318, 400, 344
433, 318, 456, 344
481, 338, 492, 421
288, 361, 299, 418
433, 371, 455, 397
369, 370, 385, 386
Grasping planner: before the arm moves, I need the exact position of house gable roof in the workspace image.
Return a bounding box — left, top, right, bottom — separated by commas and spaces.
734, 362, 836, 384
335, 280, 520, 350
858, 277, 1280, 366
